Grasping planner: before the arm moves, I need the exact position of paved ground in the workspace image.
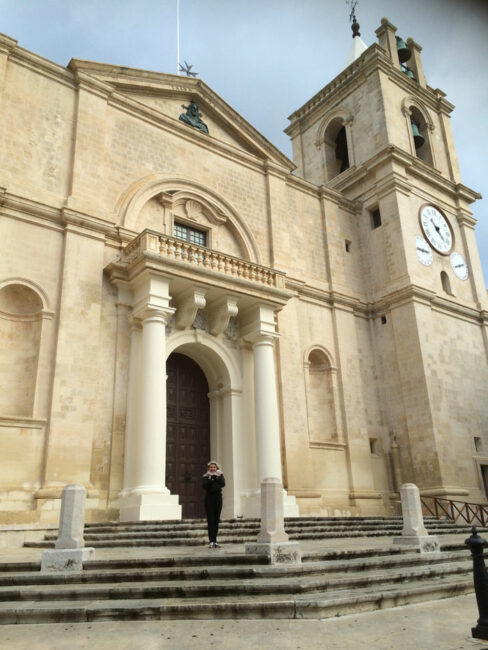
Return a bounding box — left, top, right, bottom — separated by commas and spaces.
0, 533, 486, 649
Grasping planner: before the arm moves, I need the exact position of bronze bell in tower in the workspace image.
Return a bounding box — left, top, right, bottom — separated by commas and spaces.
396, 35, 412, 63
411, 122, 425, 149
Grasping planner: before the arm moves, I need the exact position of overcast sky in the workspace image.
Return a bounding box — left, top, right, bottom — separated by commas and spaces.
2, 0, 487, 284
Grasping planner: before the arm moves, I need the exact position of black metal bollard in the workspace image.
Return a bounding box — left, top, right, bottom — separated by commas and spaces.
466, 526, 488, 640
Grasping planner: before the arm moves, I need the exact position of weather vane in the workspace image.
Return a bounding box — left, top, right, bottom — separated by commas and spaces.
178, 61, 198, 77
346, 0, 359, 23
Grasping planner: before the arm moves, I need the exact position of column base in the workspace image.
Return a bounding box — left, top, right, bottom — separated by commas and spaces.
41, 547, 95, 572
119, 491, 181, 522
392, 534, 440, 553
245, 541, 302, 564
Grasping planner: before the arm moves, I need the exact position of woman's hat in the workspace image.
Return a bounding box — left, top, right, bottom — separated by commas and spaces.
207, 460, 220, 469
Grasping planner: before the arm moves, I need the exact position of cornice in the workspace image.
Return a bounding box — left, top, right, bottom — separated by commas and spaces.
1, 191, 62, 225
0, 33, 18, 55
5, 40, 74, 90
286, 43, 454, 137
69, 68, 116, 99
319, 145, 481, 208
61, 207, 113, 237
370, 283, 485, 325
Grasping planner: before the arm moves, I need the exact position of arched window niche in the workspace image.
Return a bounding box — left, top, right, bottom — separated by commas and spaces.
402, 99, 435, 166
441, 270, 453, 296
303, 346, 343, 446
0, 282, 44, 417
317, 111, 354, 182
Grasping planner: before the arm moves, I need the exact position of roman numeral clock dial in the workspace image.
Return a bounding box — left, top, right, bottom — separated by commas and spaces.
419, 204, 453, 255
450, 252, 469, 281
415, 236, 433, 266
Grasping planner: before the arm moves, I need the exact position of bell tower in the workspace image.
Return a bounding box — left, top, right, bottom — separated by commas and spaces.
286, 17, 488, 502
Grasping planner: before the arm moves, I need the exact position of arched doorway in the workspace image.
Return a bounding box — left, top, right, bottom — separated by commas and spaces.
166, 352, 210, 518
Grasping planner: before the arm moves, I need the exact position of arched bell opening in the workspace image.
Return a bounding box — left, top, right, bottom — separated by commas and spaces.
323, 117, 351, 181
409, 106, 433, 165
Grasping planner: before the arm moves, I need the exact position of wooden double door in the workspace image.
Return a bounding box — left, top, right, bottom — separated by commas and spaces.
166, 353, 210, 518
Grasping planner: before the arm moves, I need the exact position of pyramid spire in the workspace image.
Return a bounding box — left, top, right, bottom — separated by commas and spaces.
344, 9, 367, 67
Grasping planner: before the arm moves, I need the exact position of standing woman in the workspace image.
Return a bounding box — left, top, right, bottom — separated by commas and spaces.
202, 461, 225, 548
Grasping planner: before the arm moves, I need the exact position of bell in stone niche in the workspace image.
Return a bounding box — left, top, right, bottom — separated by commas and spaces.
403, 66, 416, 80
411, 122, 425, 149
396, 35, 411, 63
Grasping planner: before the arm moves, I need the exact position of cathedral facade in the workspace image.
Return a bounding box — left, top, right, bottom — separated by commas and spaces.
1, 18, 487, 528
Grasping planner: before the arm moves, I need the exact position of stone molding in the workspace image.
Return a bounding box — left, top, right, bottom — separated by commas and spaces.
113, 174, 261, 264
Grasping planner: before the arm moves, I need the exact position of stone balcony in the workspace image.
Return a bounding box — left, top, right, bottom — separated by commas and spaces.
106, 229, 290, 310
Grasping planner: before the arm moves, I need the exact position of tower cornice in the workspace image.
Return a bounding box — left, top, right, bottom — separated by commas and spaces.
286, 44, 455, 137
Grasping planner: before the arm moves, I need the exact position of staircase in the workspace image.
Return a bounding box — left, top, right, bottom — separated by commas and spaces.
0, 537, 475, 624
24, 516, 477, 548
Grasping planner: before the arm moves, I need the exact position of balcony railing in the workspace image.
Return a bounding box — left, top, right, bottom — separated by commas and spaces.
421, 495, 488, 527
123, 230, 285, 289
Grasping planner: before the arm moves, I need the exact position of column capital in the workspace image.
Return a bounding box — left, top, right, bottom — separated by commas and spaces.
246, 331, 279, 346
133, 304, 174, 325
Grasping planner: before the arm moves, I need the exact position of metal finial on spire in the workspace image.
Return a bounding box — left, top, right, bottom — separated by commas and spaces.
346, 0, 361, 37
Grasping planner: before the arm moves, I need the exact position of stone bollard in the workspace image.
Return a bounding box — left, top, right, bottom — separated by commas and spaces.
245, 478, 301, 563
466, 527, 488, 640
41, 484, 95, 572
393, 483, 440, 553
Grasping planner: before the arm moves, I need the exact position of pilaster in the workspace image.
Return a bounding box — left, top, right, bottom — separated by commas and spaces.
65, 67, 113, 218
36, 225, 106, 513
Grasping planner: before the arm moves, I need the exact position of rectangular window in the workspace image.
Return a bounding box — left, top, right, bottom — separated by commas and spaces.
371, 208, 382, 229
173, 222, 207, 247
345, 240, 351, 252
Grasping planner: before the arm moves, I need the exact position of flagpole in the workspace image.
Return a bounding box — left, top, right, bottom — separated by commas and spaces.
176, 0, 180, 74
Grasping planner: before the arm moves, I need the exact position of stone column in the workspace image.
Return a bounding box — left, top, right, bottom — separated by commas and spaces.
243, 305, 300, 560
393, 483, 439, 553
253, 333, 283, 484
241, 303, 298, 518
119, 302, 181, 521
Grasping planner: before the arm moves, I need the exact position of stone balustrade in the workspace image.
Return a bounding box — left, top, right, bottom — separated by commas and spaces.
122, 230, 285, 289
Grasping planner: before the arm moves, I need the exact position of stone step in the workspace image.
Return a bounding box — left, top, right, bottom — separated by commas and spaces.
0, 549, 470, 588
0, 552, 472, 601
69, 522, 459, 537
0, 538, 476, 624
0, 574, 473, 624
25, 514, 474, 550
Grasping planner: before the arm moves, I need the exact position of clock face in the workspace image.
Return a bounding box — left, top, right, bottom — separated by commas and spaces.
450, 252, 469, 280
419, 205, 453, 255
415, 236, 433, 266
